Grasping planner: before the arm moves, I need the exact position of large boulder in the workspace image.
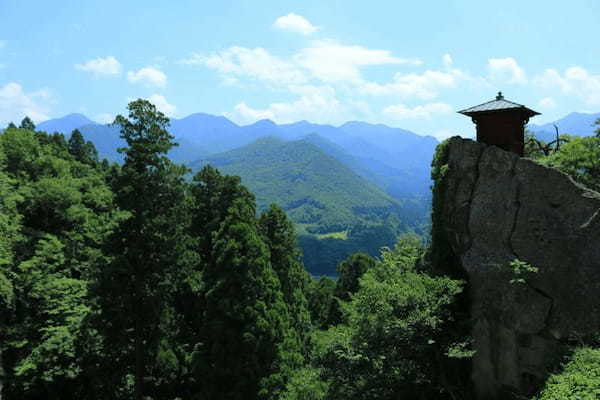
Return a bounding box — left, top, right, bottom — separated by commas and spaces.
438, 137, 600, 399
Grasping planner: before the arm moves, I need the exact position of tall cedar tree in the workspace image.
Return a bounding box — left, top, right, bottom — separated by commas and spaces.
191, 167, 299, 400
92, 100, 192, 400
259, 204, 312, 349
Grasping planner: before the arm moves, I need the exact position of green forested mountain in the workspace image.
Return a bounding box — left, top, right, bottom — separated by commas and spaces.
190, 137, 412, 275
191, 137, 403, 231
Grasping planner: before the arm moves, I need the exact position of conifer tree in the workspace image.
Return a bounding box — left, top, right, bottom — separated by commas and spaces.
328, 252, 376, 325
67, 129, 86, 161
91, 99, 192, 400
19, 116, 35, 131
259, 204, 312, 346
191, 167, 298, 400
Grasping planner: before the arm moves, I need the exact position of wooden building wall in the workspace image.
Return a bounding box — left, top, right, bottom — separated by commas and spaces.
474, 112, 526, 156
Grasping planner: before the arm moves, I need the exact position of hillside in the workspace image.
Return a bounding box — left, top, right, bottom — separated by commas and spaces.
191, 137, 404, 232
191, 137, 409, 274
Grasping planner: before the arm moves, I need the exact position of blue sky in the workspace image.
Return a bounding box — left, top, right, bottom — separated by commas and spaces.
1, 0, 599, 139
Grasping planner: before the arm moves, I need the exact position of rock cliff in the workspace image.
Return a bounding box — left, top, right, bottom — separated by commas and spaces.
435, 137, 600, 399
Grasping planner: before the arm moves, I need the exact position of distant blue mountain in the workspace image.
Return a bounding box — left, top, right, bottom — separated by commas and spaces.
36, 113, 96, 135
528, 112, 600, 142
169, 113, 242, 154
36, 112, 439, 204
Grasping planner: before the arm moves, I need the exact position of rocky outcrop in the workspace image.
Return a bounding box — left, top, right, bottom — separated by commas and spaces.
438, 137, 600, 399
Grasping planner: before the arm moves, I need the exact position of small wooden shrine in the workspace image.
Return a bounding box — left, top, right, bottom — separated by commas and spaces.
459, 92, 540, 156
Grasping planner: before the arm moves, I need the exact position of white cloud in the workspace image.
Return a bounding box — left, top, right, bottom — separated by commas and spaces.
0, 40, 5, 49
127, 66, 167, 88
296, 39, 421, 84
442, 53, 453, 69
538, 97, 556, 109
383, 102, 453, 120
232, 102, 276, 122
487, 57, 527, 84
533, 66, 600, 106
0, 82, 52, 124
147, 94, 177, 117
273, 13, 319, 35
181, 47, 307, 87
226, 85, 356, 125
361, 70, 456, 99
183, 41, 421, 88
75, 56, 121, 76
95, 113, 115, 124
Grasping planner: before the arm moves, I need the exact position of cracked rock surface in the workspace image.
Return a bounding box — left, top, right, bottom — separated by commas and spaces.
441, 137, 600, 399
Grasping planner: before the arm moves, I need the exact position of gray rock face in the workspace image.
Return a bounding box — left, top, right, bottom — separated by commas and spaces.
440, 137, 600, 399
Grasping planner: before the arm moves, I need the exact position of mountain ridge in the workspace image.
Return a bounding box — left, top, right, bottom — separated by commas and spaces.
528, 111, 600, 141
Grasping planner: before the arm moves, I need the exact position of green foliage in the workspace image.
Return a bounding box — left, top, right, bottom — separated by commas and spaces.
299, 223, 397, 276
306, 276, 336, 329
534, 348, 600, 400
279, 367, 329, 400
540, 135, 600, 192
525, 129, 548, 160
91, 99, 194, 399
508, 258, 539, 285
0, 155, 20, 308
192, 138, 400, 229
426, 138, 461, 278
328, 252, 376, 326
68, 129, 99, 165
19, 116, 36, 131
316, 237, 464, 399
192, 137, 413, 275
11, 235, 88, 390
190, 167, 301, 400
259, 204, 312, 347
0, 127, 43, 179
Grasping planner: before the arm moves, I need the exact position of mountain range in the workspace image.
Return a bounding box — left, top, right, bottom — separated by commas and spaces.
527, 111, 600, 142
34, 112, 439, 274
36, 112, 438, 198
31, 109, 598, 274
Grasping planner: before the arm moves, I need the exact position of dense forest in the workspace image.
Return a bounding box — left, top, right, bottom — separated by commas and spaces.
1, 100, 599, 399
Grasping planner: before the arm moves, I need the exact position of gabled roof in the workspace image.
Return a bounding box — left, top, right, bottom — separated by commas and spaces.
458, 92, 540, 117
